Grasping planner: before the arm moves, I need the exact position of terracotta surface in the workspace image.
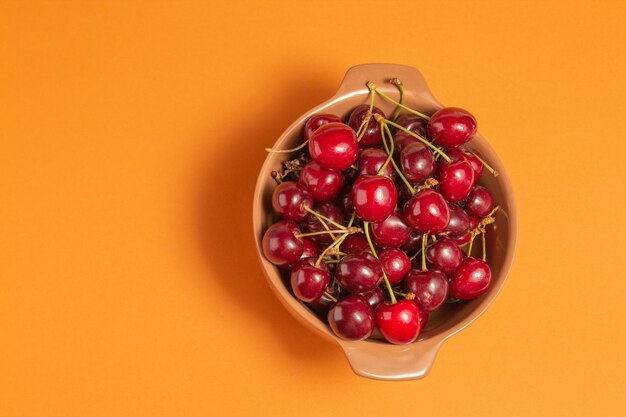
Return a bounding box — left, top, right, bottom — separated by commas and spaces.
253, 64, 518, 380
3, 1, 626, 416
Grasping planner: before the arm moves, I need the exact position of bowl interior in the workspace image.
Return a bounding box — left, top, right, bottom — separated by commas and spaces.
253, 67, 516, 346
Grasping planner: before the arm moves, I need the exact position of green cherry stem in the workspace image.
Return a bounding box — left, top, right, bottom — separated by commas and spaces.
296, 229, 350, 238
388, 78, 404, 122
363, 222, 397, 304
377, 119, 416, 195
346, 212, 356, 228
355, 89, 377, 141
467, 233, 475, 257
469, 151, 499, 177
482, 231, 487, 262
302, 205, 347, 230
265, 139, 308, 154
421, 233, 428, 271
377, 122, 395, 176
271, 171, 283, 185
323, 291, 338, 302
315, 233, 349, 267
383, 119, 451, 162
367, 81, 430, 120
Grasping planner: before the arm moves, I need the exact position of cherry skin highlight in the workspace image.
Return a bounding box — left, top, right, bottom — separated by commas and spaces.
328, 294, 375, 341
403, 189, 450, 234
290, 258, 330, 302
298, 161, 345, 202
427, 107, 477, 148
352, 175, 398, 223
272, 181, 313, 222
375, 300, 422, 344
449, 257, 492, 299
262, 220, 304, 266
308, 122, 358, 170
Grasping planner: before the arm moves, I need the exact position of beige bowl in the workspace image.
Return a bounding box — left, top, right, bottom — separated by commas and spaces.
252, 63, 518, 380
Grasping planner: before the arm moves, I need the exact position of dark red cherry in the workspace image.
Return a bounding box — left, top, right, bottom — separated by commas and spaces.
394, 113, 427, 136
308, 122, 358, 170
375, 300, 422, 344
348, 104, 386, 147
379, 248, 411, 286
328, 294, 374, 340
278, 237, 319, 275
336, 252, 383, 293
272, 181, 313, 222
405, 269, 449, 312
400, 142, 436, 184
262, 220, 304, 265
371, 212, 411, 248
339, 233, 371, 254
392, 131, 418, 156
403, 189, 450, 234
362, 286, 385, 310
448, 146, 483, 180
454, 217, 479, 245
308, 284, 345, 316
426, 237, 464, 274
418, 309, 429, 328
290, 258, 330, 302
336, 186, 355, 219
464, 185, 495, 218
449, 257, 492, 299
445, 203, 471, 236
304, 113, 342, 141
352, 175, 398, 222
357, 148, 396, 180
437, 159, 475, 203
299, 161, 344, 202
300, 202, 344, 245
400, 230, 424, 255
427, 107, 477, 148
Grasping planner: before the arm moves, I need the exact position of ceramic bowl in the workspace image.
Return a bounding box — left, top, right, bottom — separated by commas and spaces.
252, 63, 517, 380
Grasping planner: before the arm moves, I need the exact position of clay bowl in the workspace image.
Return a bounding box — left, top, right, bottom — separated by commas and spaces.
252, 63, 517, 380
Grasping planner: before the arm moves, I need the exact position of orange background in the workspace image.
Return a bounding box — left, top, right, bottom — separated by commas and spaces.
2, 1, 625, 416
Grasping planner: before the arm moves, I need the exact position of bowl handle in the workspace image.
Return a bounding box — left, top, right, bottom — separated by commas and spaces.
338, 338, 443, 381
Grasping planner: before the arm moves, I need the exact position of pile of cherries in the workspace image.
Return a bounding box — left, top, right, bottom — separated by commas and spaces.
262, 80, 498, 345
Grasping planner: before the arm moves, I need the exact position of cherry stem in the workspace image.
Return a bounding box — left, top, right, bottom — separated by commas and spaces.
409, 247, 423, 261
271, 171, 283, 185
469, 151, 499, 177
363, 222, 397, 304
296, 229, 350, 238
379, 120, 416, 195
346, 211, 356, 228
265, 139, 308, 154
367, 81, 430, 120
393, 289, 416, 300
421, 233, 428, 271
482, 231, 487, 262
467, 233, 475, 257
323, 291, 338, 302
355, 89, 377, 141
302, 205, 347, 230
388, 78, 404, 122
383, 119, 451, 162
377, 122, 394, 176
315, 234, 348, 267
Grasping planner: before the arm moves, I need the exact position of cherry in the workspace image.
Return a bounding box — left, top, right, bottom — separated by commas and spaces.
379, 248, 411, 285
262, 220, 304, 265
272, 181, 313, 222
392, 132, 418, 156
336, 252, 383, 293
454, 217, 479, 245
336, 186, 355, 219
370, 212, 411, 248
352, 175, 398, 222
375, 300, 422, 344
362, 286, 385, 310
400, 142, 436, 184
308, 122, 358, 170
304, 113, 342, 141
278, 237, 319, 275
348, 104, 386, 147
308, 283, 345, 316
437, 159, 475, 203
464, 185, 495, 218
339, 233, 371, 254
400, 230, 424, 255
449, 257, 492, 299
357, 148, 396, 180
427, 107, 477, 148
426, 237, 464, 274
290, 258, 330, 302
300, 202, 345, 245
404, 269, 448, 312
445, 203, 471, 237
299, 161, 345, 202
393, 113, 427, 136
403, 189, 450, 234
447, 146, 483, 180
328, 294, 375, 341
418, 309, 429, 329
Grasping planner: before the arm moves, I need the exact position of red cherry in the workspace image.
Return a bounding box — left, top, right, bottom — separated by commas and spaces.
357, 148, 396, 180
262, 220, 304, 265
379, 248, 411, 285
454, 217, 479, 245
299, 161, 344, 202
272, 181, 313, 221
290, 258, 330, 302
277, 237, 319, 275
375, 300, 422, 344
463, 185, 495, 218
299, 202, 344, 245
304, 113, 342, 141
308, 283, 345, 317
418, 309, 429, 329
445, 203, 471, 236
393, 113, 427, 136
400, 142, 436, 184
427, 107, 477, 148
371, 212, 411, 248
362, 286, 385, 310
352, 175, 398, 222
426, 237, 464, 274
437, 159, 475, 203
404, 269, 449, 312
336, 252, 383, 293
308, 122, 358, 170
348, 104, 386, 147
339, 233, 371, 254
449, 257, 492, 299
400, 230, 424, 255
403, 189, 450, 234
447, 146, 483, 180
328, 294, 375, 340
